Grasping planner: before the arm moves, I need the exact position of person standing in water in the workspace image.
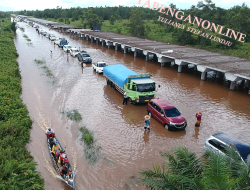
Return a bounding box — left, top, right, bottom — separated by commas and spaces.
144, 115, 151, 131
195, 112, 202, 127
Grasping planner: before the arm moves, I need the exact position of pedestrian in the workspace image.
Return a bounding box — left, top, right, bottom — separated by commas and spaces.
123, 92, 128, 105
144, 115, 151, 131
195, 112, 202, 127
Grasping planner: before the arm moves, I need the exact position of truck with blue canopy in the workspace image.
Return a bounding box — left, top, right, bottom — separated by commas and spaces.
103, 64, 157, 104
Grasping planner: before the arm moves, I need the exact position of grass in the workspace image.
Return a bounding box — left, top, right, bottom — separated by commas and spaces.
63, 109, 82, 121
19, 27, 25, 32
41, 65, 53, 77
34, 59, 45, 64
34, 59, 55, 82
80, 126, 94, 146
79, 126, 101, 165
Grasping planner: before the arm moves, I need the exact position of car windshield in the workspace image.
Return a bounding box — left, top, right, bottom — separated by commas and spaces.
99, 63, 106, 67
137, 83, 155, 92
164, 108, 181, 117
73, 50, 79, 52
51, 35, 55, 37
66, 46, 72, 49
82, 54, 90, 57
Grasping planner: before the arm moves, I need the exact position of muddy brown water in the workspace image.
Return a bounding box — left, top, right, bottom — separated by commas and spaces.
15, 22, 250, 190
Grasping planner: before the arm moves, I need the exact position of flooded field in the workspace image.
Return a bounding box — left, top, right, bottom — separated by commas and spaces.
15, 22, 250, 190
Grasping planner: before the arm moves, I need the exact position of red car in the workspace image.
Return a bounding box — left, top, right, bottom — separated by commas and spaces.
147, 98, 187, 130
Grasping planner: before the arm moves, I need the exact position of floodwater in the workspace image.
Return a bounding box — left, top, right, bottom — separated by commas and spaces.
14, 22, 250, 190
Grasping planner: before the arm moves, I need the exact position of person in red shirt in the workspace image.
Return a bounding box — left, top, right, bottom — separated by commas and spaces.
45, 128, 55, 138
195, 112, 202, 127
58, 150, 69, 166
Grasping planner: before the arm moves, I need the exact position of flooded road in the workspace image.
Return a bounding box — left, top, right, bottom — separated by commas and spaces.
15, 22, 250, 190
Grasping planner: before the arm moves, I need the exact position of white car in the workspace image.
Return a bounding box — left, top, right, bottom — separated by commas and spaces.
63, 45, 72, 52
92, 62, 107, 74
204, 132, 250, 163
54, 38, 61, 45
38, 28, 43, 33
69, 48, 80, 57
50, 35, 56, 41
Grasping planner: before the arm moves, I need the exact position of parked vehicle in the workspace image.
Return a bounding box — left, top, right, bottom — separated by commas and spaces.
41, 31, 47, 36
54, 38, 61, 45
204, 132, 250, 163
77, 53, 92, 63
49, 34, 56, 41
103, 64, 157, 104
63, 45, 72, 53
147, 98, 187, 130
92, 62, 107, 74
46, 33, 50, 38
79, 50, 87, 54
28, 21, 33, 26
38, 28, 43, 33
69, 48, 80, 57
59, 39, 68, 48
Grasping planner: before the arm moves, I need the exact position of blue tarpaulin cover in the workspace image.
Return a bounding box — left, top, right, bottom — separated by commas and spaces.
103, 64, 150, 89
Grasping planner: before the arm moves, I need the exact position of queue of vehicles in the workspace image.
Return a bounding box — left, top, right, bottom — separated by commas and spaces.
33, 24, 250, 166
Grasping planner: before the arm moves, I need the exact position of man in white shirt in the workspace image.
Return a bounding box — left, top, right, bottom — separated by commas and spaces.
46, 127, 55, 138
123, 92, 128, 105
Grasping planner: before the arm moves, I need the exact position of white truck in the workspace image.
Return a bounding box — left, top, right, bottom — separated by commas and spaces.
92, 62, 107, 74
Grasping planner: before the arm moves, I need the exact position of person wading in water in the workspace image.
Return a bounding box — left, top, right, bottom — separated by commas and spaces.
195, 112, 202, 127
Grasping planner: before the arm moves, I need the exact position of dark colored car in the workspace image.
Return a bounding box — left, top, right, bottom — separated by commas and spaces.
204, 132, 250, 163
147, 98, 187, 130
77, 53, 92, 63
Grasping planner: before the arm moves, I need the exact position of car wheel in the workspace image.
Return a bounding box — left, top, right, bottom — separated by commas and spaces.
148, 111, 152, 117
107, 80, 110, 85
129, 98, 135, 104
164, 124, 169, 130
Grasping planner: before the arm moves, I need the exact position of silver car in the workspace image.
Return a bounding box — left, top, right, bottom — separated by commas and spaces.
204, 132, 250, 163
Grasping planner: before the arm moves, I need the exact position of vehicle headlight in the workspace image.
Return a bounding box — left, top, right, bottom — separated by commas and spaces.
169, 122, 175, 126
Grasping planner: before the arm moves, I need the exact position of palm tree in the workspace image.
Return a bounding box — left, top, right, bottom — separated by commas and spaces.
140, 146, 250, 190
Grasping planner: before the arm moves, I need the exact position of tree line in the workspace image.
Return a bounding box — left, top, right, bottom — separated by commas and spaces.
8, 0, 250, 49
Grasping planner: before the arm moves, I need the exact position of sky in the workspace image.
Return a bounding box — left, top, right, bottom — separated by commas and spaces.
0, 0, 248, 12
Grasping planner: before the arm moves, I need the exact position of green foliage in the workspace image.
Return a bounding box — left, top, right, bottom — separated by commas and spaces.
19, 27, 25, 32
34, 59, 45, 64
38, 4, 250, 58
79, 126, 101, 165
58, 18, 63, 22
117, 27, 122, 34
82, 9, 102, 27
80, 126, 94, 146
0, 18, 44, 189
11, 21, 16, 32
128, 8, 145, 37
140, 146, 250, 190
62, 109, 82, 121
109, 15, 115, 25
